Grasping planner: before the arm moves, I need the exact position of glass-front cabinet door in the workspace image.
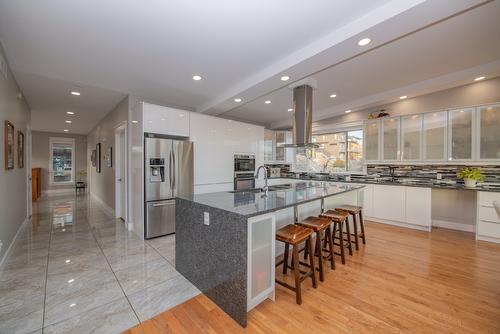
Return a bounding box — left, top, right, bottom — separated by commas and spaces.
478, 104, 500, 161
274, 131, 286, 162
448, 108, 474, 161
401, 114, 422, 161
264, 130, 275, 162
364, 120, 380, 161
423, 111, 447, 161
382, 117, 400, 161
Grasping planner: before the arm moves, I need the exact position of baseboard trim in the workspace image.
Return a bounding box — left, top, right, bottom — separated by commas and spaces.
0, 217, 29, 269
365, 216, 431, 232
476, 235, 500, 244
432, 219, 476, 233
90, 192, 115, 217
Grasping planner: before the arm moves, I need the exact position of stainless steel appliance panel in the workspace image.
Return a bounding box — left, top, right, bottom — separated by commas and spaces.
146, 200, 175, 238
145, 137, 173, 202
172, 140, 194, 198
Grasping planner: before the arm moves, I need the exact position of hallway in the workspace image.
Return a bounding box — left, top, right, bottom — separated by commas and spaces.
0, 193, 199, 334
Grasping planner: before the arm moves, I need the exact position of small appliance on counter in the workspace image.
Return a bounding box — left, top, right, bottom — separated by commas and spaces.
144, 134, 193, 239
234, 154, 256, 190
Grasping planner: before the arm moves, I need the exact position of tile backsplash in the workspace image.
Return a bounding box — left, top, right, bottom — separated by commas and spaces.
366, 165, 500, 184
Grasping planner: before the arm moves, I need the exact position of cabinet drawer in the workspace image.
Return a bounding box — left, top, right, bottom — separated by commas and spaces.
477, 220, 500, 239
478, 206, 500, 223
478, 191, 500, 206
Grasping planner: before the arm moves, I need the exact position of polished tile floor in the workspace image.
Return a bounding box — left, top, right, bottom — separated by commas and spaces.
0, 193, 199, 334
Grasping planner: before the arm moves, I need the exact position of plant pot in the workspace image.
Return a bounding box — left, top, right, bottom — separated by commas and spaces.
463, 178, 477, 187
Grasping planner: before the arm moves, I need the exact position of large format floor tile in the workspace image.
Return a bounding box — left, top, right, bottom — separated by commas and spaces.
0, 192, 196, 333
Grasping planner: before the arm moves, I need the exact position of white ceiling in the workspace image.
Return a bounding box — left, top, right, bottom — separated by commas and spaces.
223, 0, 500, 128
0, 0, 497, 134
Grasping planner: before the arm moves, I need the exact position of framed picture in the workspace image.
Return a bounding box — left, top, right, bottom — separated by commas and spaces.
106, 146, 113, 168
4, 121, 14, 170
96, 143, 101, 173
18, 131, 24, 168
91, 150, 96, 167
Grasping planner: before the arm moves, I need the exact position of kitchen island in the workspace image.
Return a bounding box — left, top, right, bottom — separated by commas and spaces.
175, 181, 364, 327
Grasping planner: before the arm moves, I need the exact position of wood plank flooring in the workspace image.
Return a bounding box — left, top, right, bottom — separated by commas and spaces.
123, 222, 500, 334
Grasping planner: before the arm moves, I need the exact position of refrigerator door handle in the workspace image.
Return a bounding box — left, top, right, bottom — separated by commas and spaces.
169, 150, 173, 191
172, 146, 176, 192
152, 202, 171, 207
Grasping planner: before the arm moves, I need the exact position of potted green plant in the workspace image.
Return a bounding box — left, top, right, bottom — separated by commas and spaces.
458, 167, 485, 187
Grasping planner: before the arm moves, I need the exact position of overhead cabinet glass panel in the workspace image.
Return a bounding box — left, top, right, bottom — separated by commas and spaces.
401, 114, 422, 161
423, 111, 447, 161
448, 108, 474, 160
382, 117, 400, 161
478, 104, 500, 160
364, 120, 380, 161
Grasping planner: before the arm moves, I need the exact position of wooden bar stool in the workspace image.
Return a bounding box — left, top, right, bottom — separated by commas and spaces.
275, 224, 317, 305
319, 210, 351, 264
335, 205, 366, 250
296, 216, 335, 282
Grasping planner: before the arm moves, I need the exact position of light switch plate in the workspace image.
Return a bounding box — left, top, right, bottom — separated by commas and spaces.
203, 212, 210, 226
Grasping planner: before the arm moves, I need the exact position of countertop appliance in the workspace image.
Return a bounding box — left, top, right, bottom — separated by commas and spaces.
234, 154, 256, 190
145, 135, 193, 239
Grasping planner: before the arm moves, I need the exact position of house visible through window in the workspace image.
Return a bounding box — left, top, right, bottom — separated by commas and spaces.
311, 130, 363, 172
50, 137, 75, 184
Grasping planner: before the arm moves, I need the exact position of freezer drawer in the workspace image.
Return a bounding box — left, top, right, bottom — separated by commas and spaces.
146, 199, 176, 238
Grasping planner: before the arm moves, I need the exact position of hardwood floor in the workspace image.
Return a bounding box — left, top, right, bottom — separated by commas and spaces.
123, 222, 500, 334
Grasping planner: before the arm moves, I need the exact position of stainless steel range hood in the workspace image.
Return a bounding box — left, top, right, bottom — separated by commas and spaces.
283, 84, 319, 148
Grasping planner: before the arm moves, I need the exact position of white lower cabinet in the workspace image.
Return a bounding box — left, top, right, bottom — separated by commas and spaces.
366, 184, 431, 231
247, 214, 275, 311
477, 191, 500, 243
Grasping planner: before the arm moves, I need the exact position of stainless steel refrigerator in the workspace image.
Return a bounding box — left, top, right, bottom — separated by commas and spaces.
144, 135, 193, 239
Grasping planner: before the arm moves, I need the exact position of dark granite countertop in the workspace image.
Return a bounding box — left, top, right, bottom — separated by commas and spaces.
278, 176, 500, 192
179, 181, 364, 218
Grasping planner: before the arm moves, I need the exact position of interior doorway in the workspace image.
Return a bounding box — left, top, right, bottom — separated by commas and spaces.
114, 123, 127, 223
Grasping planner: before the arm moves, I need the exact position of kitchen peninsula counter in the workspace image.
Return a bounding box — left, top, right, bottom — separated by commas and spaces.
175, 181, 364, 327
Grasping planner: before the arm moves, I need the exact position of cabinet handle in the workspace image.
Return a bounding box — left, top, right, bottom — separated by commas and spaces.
152, 202, 172, 207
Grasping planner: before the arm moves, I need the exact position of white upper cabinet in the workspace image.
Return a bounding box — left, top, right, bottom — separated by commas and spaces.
382, 117, 400, 161
423, 111, 447, 161
363, 119, 380, 161
448, 108, 474, 161
264, 130, 293, 163
477, 104, 500, 161
401, 114, 422, 161
142, 103, 190, 137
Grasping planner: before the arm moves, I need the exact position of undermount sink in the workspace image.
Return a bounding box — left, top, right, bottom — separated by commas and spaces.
228, 184, 295, 194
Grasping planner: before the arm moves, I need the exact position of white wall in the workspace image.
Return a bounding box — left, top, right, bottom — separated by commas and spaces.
0, 44, 31, 262
87, 96, 128, 212
31, 131, 87, 192
129, 96, 144, 238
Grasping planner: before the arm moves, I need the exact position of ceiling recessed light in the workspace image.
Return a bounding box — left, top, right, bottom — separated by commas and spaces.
131, 120, 138, 124
474, 76, 485, 81
65, 120, 72, 124
345, 110, 352, 114
288, 108, 293, 112
234, 98, 242, 103
68, 279, 74, 283
399, 95, 407, 100
70, 303, 76, 308
71, 91, 80, 96
192, 75, 202, 81
63, 129, 69, 132
65, 259, 71, 263
280, 76, 290, 81
357, 38, 371, 46
329, 94, 337, 99
265, 100, 271, 104
66, 111, 75, 115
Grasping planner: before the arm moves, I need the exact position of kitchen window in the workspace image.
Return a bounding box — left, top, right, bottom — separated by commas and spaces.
49, 137, 75, 184
311, 130, 363, 172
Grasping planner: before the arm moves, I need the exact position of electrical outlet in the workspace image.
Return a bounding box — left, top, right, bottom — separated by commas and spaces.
203, 212, 210, 226
437, 173, 442, 180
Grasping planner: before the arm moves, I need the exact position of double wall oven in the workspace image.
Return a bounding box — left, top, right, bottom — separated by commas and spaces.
234, 154, 255, 190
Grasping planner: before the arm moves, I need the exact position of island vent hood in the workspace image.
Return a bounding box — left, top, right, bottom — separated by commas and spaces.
283, 84, 319, 148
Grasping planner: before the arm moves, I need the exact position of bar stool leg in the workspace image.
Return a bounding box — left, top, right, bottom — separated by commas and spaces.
333, 221, 345, 264
283, 243, 290, 275
326, 225, 335, 270
307, 235, 317, 288
344, 217, 353, 256
352, 213, 359, 251
292, 244, 302, 304
316, 231, 325, 282
359, 210, 366, 244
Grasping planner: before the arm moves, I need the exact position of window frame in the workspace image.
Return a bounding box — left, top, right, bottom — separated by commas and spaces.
312, 128, 364, 174
49, 137, 75, 185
